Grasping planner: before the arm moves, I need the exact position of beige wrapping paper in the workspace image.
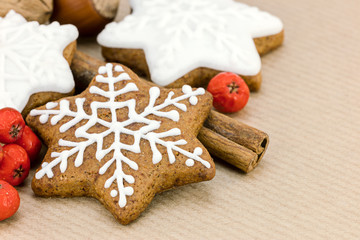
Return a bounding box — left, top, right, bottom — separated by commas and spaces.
1, 0, 360, 239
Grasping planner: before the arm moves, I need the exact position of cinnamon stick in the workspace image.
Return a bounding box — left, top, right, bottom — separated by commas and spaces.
71, 50, 104, 93
199, 111, 269, 172
198, 127, 258, 172
70, 50, 269, 172
204, 111, 269, 157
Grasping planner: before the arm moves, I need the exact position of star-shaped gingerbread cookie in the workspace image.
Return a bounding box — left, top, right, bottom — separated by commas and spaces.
97, 0, 284, 91
26, 63, 215, 225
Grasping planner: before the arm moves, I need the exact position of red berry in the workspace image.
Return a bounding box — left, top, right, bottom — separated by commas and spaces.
0, 145, 3, 165
207, 72, 250, 113
0, 144, 30, 186
0, 180, 20, 221
0, 108, 25, 143
15, 126, 42, 162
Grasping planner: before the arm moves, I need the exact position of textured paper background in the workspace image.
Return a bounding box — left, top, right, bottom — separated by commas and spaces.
1, 0, 360, 239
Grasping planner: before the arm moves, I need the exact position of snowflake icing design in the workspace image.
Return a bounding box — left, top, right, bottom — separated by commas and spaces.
30, 63, 211, 208
97, 0, 283, 86
0, 10, 78, 111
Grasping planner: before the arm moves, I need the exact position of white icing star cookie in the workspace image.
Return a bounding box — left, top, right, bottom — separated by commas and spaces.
0, 10, 79, 111
97, 0, 283, 87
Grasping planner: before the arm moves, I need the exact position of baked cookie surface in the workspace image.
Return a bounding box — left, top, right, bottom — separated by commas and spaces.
97, 0, 284, 91
0, 10, 78, 115
26, 63, 215, 225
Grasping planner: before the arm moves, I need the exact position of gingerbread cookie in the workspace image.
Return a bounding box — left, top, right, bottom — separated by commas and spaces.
26, 63, 215, 225
0, 10, 78, 116
97, 0, 284, 91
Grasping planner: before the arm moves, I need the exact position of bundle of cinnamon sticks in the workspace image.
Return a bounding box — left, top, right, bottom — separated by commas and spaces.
71, 51, 269, 173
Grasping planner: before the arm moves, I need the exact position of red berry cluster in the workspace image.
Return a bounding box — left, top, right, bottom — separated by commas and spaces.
0, 107, 42, 221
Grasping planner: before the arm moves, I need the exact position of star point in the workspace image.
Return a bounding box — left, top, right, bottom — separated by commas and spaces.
0, 10, 78, 111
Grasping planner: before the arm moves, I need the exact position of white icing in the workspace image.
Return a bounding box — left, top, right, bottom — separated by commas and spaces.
46, 102, 58, 109
30, 63, 211, 208
97, 0, 283, 86
111, 190, 118, 197
0, 10, 79, 111
189, 96, 198, 106
186, 159, 194, 167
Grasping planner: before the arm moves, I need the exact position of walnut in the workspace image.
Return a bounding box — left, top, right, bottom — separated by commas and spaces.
0, 0, 53, 23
